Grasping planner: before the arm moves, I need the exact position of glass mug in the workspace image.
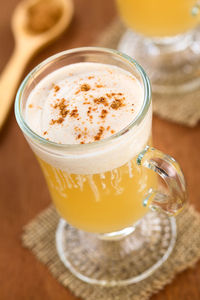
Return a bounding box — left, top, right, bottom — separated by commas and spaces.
116, 0, 200, 98
116, 0, 200, 38
15, 47, 186, 286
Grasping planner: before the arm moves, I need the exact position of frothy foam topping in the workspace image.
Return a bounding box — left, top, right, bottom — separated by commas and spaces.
25, 62, 151, 174
25, 62, 144, 144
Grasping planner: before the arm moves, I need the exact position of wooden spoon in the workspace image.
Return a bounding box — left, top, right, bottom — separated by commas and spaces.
0, 0, 73, 130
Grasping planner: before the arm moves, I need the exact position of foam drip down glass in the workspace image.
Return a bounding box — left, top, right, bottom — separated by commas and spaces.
116, 0, 200, 99
15, 47, 186, 286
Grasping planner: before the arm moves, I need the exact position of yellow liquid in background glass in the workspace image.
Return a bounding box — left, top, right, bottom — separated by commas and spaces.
38, 144, 157, 234
116, 0, 200, 37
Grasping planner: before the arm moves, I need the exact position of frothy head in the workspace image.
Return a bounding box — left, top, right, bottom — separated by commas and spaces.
25, 62, 144, 145
23, 61, 151, 174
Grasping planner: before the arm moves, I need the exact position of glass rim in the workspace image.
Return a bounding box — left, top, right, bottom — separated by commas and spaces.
15, 46, 151, 151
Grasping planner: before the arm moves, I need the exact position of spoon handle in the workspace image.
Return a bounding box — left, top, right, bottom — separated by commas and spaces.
0, 45, 33, 130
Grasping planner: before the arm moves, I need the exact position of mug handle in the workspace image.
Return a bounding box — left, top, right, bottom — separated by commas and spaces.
137, 146, 187, 215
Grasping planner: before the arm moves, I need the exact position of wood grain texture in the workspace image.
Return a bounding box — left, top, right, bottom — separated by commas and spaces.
0, 0, 200, 299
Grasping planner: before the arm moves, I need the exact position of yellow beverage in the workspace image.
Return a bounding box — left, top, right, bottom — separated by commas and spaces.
116, 0, 199, 37
23, 58, 155, 235
38, 148, 157, 234
15, 48, 187, 286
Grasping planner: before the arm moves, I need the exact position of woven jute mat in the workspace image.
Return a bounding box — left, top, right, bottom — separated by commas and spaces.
22, 205, 200, 300
93, 18, 200, 127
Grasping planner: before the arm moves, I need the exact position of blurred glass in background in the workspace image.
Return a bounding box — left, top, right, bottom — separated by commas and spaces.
116, 0, 200, 98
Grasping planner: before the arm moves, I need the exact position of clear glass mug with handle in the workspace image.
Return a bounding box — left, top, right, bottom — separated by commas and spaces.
116, 0, 200, 98
15, 47, 187, 286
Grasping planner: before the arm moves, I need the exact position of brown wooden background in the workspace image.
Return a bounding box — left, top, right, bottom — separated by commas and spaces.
1, 0, 200, 299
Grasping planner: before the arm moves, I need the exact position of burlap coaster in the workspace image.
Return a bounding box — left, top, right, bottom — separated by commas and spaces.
93, 18, 200, 127
22, 205, 200, 300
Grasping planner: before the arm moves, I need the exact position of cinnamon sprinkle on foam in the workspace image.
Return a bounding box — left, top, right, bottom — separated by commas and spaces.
80, 83, 91, 91
94, 126, 104, 141
26, 63, 143, 145
54, 85, 60, 92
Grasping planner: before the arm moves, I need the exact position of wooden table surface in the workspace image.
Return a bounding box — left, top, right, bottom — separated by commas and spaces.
1, 0, 200, 299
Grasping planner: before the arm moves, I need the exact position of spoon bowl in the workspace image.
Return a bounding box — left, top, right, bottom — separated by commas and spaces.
12, 0, 73, 47
0, 0, 74, 130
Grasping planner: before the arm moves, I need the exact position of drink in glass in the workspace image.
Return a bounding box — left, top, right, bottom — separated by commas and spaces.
117, 0, 200, 37
15, 47, 186, 286
116, 0, 200, 98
